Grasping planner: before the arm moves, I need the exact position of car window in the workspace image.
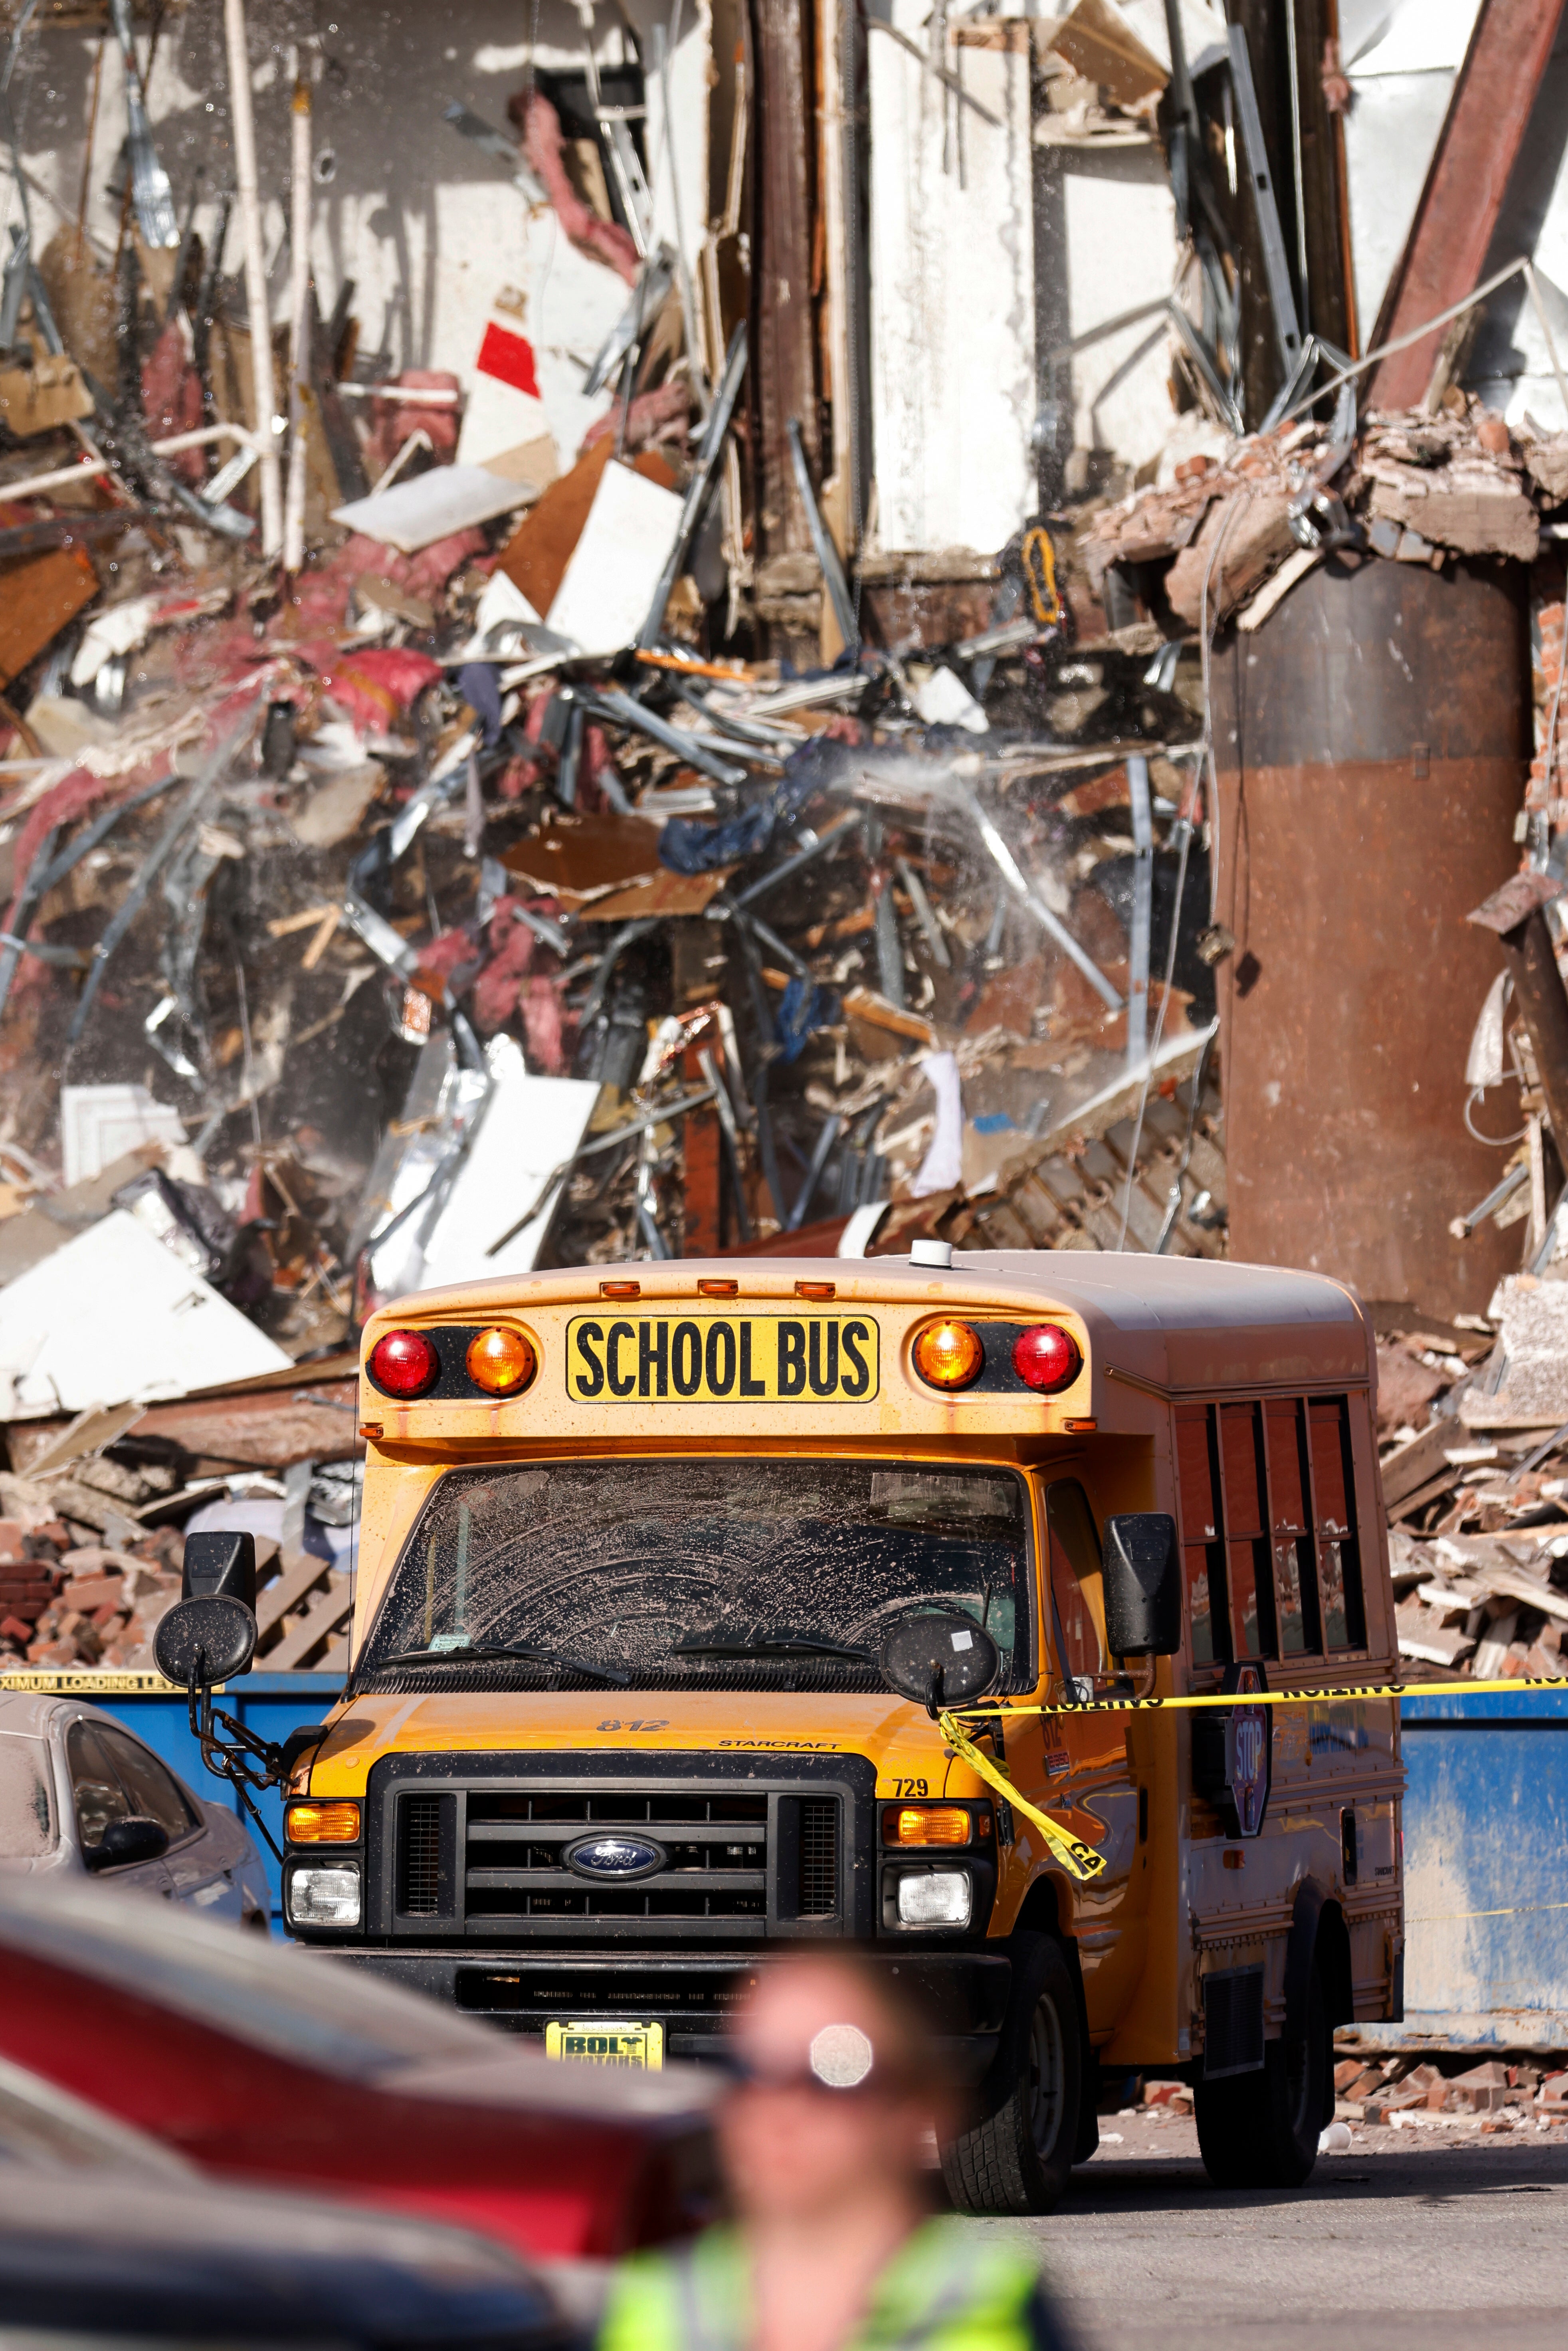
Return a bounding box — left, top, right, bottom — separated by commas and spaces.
0, 1737, 55, 1856
65, 1720, 132, 1849
1044, 1479, 1107, 1682
94, 1725, 200, 1842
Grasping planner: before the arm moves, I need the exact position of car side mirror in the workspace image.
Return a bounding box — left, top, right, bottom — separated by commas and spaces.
880, 1611, 1000, 1715
87, 1814, 170, 1870
1102, 1513, 1182, 1657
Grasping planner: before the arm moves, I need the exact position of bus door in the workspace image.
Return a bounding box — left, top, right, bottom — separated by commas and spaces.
1037, 1475, 1145, 2028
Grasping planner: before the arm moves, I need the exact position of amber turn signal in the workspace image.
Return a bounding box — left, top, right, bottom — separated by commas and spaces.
286, 1800, 361, 1844
466, 1325, 537, 1396
911, 1318, 984, 1391
883, 1804, 972, 1847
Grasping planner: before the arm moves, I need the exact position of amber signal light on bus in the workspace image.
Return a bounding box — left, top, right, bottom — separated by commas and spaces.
911, 1319, 985, 1390
366, 1328, 440, 1398
286, 1801, 361, 1843
1012, 1323, 1082, 1393
883, 1804, 974, 1846
466, 1325, 537, 1396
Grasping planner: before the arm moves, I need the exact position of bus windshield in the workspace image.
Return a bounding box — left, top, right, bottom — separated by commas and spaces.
358, 1456, 1033, 1692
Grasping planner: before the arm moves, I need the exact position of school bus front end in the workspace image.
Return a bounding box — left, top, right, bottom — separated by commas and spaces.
285, 1249, 1402, 2209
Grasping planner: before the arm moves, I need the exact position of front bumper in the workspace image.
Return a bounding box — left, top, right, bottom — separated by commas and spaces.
320, 1945, 1013, 2079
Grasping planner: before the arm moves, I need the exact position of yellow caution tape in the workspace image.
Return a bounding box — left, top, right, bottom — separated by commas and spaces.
951, 1670, 1568, 1720
0, 1670, 187, 1695
941, 1674, 1568, 1882
1020, 525, 1063, 628
939, 1708, 1107, 1881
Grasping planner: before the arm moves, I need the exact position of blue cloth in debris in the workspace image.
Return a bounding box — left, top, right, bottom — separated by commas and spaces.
455, 661, 503, 747
659, 733, 863, 875
660, 804, 776, 875
775, 977, 832, 1063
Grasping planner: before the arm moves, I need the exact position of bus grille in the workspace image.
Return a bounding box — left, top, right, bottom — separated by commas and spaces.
463, 1790, 770, 1921
799, 1797, 838, 1914
401, 1795, 443, 1915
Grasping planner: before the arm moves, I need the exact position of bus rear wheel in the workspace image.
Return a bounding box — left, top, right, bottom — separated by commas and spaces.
1194, 1957, 1331, 2190
940, 1934, 1082, 2215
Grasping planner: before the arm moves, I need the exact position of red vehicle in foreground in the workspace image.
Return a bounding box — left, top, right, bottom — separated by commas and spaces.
0, 1874, 715, 2264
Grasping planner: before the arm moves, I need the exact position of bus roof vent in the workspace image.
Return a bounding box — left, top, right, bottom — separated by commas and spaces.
910, 1239, 953, 1270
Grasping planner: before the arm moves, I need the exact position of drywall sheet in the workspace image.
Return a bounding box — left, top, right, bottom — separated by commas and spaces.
546, 459, 685, 654
0, 1212, 290, 1417
867, 12, 1035, 553
1058, 149, 1178, 473
414, 1045, 601, 1287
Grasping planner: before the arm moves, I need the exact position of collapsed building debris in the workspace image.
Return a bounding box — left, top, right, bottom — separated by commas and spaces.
5, 0, 1568, 1683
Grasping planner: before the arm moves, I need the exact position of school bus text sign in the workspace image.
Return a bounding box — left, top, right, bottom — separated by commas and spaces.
566, 1313, 880, 1404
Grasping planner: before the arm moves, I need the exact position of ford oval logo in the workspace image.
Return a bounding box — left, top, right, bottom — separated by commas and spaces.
564, 1833, 666, 1882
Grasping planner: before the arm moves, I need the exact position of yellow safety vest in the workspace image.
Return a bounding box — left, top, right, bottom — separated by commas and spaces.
597, 2216, 1069, 2351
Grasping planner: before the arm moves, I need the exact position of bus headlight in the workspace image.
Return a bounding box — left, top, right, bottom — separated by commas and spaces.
286, 1862, 361, 1928
895, 1868, 972, 1927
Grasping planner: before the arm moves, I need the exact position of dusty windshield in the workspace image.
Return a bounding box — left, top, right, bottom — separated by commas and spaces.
358, 1458, 1033, 1692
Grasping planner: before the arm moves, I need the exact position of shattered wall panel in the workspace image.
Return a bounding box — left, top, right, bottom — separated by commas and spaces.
866, 11, 1035, 555
1056, 148, 1178, 481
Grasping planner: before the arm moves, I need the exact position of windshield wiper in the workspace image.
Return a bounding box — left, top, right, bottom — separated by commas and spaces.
372, 1640, 630, 1686
672, 1630, 874, 1663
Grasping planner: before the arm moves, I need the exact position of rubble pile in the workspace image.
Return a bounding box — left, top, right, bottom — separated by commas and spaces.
1374, 1291, 1568, 1678
1333, 2056, 1568, 2134
1083, 396, 1568, 634
0, 10, 1240, 1678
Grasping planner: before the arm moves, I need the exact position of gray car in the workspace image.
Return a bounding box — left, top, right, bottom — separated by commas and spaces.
0, 1692, 270, 1925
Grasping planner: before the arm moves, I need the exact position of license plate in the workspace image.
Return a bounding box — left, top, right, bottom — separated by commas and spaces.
543, 2018, 665, 2069
566, 1312, 880, 1404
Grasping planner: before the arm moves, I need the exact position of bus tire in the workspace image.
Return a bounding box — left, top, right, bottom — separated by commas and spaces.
1194, 1955, 1330, 2190
939, 1934, 1082, 2215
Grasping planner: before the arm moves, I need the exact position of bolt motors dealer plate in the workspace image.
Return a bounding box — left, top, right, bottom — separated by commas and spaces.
544, 2020, 665, 2069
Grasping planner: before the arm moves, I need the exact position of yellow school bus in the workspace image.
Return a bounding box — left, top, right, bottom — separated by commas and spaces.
271, 1242, 1403, 2210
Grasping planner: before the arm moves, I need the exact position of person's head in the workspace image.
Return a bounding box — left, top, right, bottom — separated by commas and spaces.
717, 1953, 946, 2226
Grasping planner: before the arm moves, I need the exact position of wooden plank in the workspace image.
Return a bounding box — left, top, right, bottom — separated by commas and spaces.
1379, 1419, 1456, 1509
256, 1552, 333, 1641
266, 1575, 352, 1671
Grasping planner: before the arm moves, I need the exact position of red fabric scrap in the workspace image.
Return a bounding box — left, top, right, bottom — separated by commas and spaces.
512, 90, 638, 285
580, 375, 693, 456
401, 528, 490, 601
418, 929, 477, 981
523, 973, 566, 1073
476, 322, 540, 400
363, 370, 462, 479
141, 319, 204, 483
495, 753, 540, 800
473, 896, 537, 1033
310, 645, 442, 732
574, 723, 626, 818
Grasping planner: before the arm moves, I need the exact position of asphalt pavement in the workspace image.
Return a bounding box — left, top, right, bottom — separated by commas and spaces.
985, 2101, 1568, 2349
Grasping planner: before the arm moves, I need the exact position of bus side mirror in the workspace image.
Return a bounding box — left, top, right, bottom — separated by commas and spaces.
153, 1531, 259, 1690
1102, 1514, 1181, 1657
182, 1530, 257, 1610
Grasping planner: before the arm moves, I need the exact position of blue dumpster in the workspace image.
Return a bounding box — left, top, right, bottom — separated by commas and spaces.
95, 1674, 343, 1930
1334, 1685, 1568, 2057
